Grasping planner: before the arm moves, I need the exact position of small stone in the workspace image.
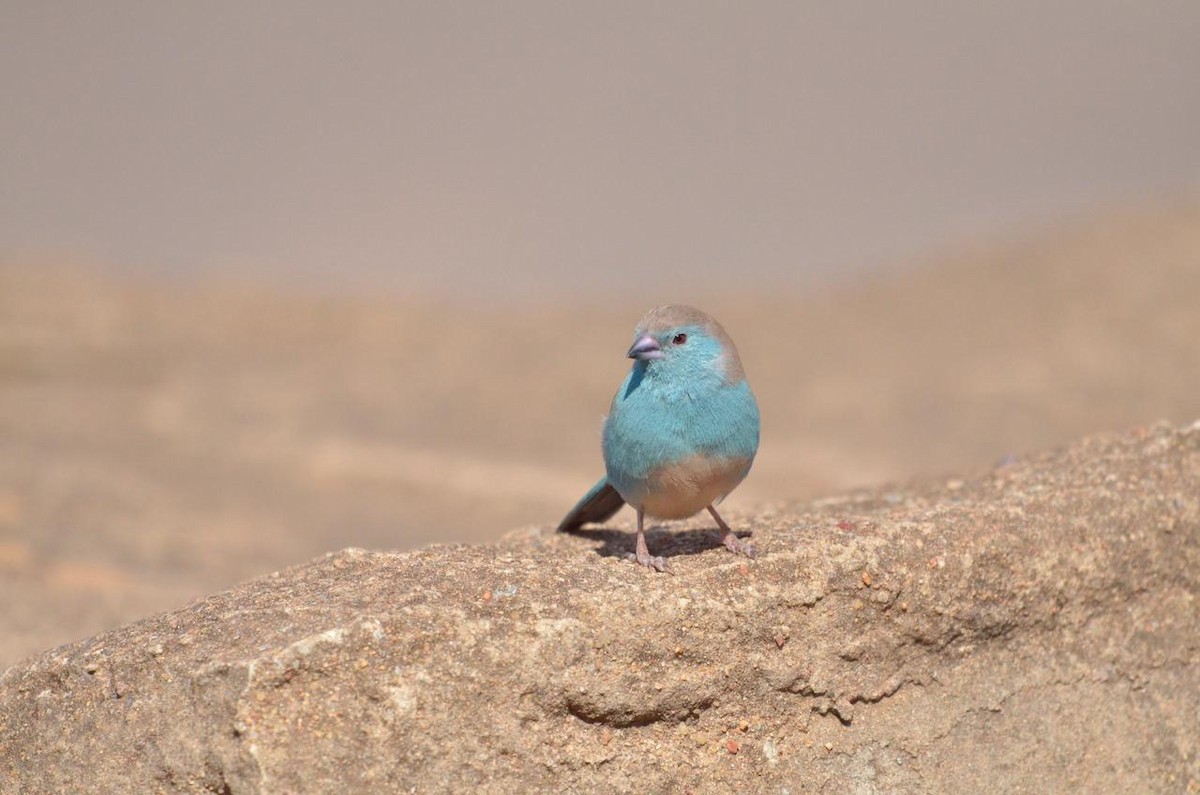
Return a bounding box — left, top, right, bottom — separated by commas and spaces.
861, 571, 873, 587
762, 738, 779, 764
726, 739, 740, 754
738, 720, 749, 732
824, 742, 833, 751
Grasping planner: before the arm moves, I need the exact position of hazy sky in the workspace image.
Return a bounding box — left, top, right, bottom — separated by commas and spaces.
3, 2, 1198, 296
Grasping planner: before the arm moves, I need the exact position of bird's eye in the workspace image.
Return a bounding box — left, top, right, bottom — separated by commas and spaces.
672, 333, 687, 345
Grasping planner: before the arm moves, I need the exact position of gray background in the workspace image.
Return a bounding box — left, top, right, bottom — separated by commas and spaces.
4, 1, 1198, 296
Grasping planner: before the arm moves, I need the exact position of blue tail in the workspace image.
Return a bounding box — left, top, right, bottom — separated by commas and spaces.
556, 477, 625, 532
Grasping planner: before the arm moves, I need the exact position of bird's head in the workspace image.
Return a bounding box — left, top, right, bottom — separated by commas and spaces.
626, 305, 746, 384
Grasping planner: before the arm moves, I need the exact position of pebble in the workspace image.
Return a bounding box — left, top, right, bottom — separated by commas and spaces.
762, 738, 779, 764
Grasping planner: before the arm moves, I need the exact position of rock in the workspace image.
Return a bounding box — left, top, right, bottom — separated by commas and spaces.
2, 422, 1198, 793
5, 205, 1200, 666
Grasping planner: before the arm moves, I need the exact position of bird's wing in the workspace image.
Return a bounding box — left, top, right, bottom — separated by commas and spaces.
556, 477, 625, 532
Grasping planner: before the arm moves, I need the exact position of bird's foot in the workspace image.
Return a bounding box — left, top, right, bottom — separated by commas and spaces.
722, 532, 756, 559
625, 549, 671, 574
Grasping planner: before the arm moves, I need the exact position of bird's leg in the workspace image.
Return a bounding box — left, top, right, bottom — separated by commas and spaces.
708, 505, 756, 558
626, 507, 669, 573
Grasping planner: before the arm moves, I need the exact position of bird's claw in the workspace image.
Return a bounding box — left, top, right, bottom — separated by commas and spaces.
625, 550, 672, 574
723, 533, 756, 559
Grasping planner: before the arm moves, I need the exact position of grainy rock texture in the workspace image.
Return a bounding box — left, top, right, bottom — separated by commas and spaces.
3, 423, 1198, 794
4, 203, 1200, 667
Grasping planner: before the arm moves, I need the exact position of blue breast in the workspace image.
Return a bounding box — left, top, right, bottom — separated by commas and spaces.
602, 363, 760, 505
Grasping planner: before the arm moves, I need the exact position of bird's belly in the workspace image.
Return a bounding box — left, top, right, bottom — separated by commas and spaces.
637, 454, 751, 519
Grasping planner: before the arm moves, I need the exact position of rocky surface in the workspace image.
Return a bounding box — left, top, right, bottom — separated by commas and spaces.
3, 422, 1197, 793
4, 203, 1200, 666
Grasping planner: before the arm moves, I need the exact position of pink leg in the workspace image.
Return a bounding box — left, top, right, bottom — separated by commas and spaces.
708, 505, 756, 558
626, 507, 669, 573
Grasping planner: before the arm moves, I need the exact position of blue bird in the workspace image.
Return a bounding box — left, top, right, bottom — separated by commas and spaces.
558, 305, 760, 572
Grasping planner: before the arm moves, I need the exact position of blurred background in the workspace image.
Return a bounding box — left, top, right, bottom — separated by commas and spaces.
2, 2, 1199, 665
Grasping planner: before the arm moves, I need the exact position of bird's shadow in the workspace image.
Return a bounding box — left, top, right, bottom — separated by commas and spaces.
562, 523, 753, 562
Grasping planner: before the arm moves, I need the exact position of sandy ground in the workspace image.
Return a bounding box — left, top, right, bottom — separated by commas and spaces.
2, 201, 1198, 666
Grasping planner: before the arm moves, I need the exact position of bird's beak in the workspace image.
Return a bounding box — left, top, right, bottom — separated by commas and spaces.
627, 334, 664, 361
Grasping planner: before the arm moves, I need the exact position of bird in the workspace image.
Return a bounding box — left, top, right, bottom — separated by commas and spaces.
557, 305, 760, 572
